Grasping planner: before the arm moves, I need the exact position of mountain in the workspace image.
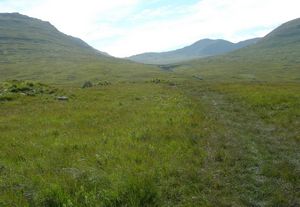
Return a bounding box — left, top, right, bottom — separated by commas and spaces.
177, 18, 300, 81
0, 13, 160, 84
128, 38, 261, 65
0, 12, 108, 60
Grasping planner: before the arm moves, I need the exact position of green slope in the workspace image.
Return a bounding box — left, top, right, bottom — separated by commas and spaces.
0, 13, 162, 84
176, 18, 300, 82
0, 13, 103, 60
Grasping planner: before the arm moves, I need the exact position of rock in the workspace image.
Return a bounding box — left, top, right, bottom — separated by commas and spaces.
57, 96, 68, 101
192, 75, 203, 80
82, 81, 93, 88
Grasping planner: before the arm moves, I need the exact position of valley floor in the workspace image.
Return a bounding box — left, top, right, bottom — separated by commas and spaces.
0, 80, 299, 206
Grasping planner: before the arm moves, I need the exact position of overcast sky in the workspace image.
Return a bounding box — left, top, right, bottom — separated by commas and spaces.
0, 0, 300, 57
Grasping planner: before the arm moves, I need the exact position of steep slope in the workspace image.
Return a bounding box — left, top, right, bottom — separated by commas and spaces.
177, 18, 300, 81
128, 38, 261, 64
0, 13, 105, 60
0, 13, 161, 84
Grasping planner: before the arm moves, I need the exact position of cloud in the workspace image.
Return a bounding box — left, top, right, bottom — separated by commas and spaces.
1, 0, 300, 57
105, 0, 300, 57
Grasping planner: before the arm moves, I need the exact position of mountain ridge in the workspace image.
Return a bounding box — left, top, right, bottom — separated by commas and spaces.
128, 37, 261, 64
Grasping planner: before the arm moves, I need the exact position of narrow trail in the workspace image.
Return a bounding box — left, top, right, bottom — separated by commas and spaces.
183, 84, 299, 206
203, 90, 267, 205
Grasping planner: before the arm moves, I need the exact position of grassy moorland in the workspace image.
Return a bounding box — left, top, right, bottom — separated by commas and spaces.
0, 14, 300, 207
0, 80, 208, 206
0, 78, 299, 206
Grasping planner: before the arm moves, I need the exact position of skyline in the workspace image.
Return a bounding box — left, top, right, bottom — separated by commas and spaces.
0, 0, 300, 57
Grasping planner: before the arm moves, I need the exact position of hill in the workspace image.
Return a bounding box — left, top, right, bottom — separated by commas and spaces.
128, 38, 261, 64
0, 13, 106, 60
176, 18, 300, 82
0, 13, 161, 84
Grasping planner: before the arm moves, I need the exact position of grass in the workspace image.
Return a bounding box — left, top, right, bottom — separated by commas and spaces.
0, 81, 210, 206
0, 79, 299, 206
178, 81, 300, 206
208, 82, 300, 206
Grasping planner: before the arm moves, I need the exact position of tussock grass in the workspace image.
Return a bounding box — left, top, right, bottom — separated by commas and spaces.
0, 82, 210, 206
1, 80, 299, 206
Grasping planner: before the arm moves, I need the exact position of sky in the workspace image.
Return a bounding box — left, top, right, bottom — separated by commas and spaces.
0, 0, 300, 57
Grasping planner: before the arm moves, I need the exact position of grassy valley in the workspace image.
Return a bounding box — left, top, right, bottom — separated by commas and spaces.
0, 13, 299, 207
